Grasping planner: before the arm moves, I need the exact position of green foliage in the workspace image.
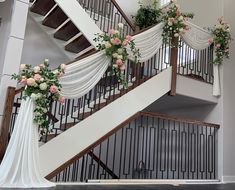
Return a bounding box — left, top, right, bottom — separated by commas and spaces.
133, 1, 161, 29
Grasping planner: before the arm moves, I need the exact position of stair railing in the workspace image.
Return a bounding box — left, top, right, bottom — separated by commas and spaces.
50, 111, 219, 181
78, 0, 136, 35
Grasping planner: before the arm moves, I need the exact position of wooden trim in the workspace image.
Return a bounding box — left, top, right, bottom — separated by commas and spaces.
88, 151, 119, 179
14, 87, 24, 95
0, 87, 16, 161
45, 112, 141, 179
169, 37, 179, 96
110, 0, 136, 32
140, 111, 220, 129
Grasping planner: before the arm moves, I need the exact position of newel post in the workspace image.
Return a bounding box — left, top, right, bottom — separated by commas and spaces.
0, 86, 16, 161
169, 37, 179, 96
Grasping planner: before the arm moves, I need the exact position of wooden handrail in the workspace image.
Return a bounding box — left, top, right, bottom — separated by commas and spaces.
140, 111, 220, 129
0, 87, 16, 161
111, 0, 136, 32
45, 112, 141, 179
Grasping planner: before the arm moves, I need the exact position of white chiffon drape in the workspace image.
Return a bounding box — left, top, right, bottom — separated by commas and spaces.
181, 21, 220, 96
0, 98, 55, 188
60, 24, 164, 98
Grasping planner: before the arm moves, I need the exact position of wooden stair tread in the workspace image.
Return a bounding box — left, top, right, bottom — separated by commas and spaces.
30, 0, 56, 16
42, 6, 68, 29
65, 35, 91, 53
54, 21, 80, 41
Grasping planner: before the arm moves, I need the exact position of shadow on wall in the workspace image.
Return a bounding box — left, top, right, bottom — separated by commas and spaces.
21, 16, 70, 69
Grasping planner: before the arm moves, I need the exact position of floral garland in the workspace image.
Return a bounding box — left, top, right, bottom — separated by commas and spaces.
94, 23, 140, 87
209, 17, 232, 65
12, 59, 66, 136
161, 0, 194, 45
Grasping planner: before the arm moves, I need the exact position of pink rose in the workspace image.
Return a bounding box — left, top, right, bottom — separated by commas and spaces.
39, 64, 45, 69
27, 78, 36, 86
111, 38, 121, 45
59, 96, 65, 105
116, 59, 123, 66
109, 29, 116, 35
216, 44, 221, 49
208, 39, 213, 45
50, 85, 58, 94
34, 74, 41, 81
125, 35, 132, 41
20, 77, 27, 86
122, 40, 128, 46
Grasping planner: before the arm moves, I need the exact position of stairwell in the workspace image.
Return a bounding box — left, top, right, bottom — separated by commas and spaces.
0, 0, 220, 183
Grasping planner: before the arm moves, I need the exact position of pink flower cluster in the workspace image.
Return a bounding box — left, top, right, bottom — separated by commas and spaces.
210, 17, 232, 64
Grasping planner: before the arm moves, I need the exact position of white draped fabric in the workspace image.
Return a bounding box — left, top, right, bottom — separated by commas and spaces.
0, 22, 165, 188
0, 98, 55, 188
127, 23, 164, 62
60, 23, 164, 98
181, 21, 220, 96
60, 51, 110, 98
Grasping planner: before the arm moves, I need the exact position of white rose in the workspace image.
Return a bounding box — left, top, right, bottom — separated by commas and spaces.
105, 42, 112, 49
40, 78, 44, 82
20, 64, 26, 70
39, 83, 47, 91
31, 93, 38, 100
178, 16, 184, 21
34, 66, 40, 73
60, 64, 66, 70
53, 69, 59, 75
112, 53, 118, 58
115, 30, 120, 35
118, 23, 124, 29
117, 48, 123, 54
174, 33, 179, 37
44, 59, 49, 64
179, 28, 184, 32
117, 55, 123, 60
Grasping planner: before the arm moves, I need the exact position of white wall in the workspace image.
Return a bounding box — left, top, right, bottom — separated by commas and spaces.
21, 16, 70, 69
177, 0, 223, 28
116, 0, 140, 21
221, 0, 235, 182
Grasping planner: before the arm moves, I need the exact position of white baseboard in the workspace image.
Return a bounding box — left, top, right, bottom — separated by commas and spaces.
222, 176, 235, 183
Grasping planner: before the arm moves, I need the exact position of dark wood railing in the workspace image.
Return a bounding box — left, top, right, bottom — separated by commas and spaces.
50, 111, 219, 181
78, 0, 136, 35
0, 87, 21, 161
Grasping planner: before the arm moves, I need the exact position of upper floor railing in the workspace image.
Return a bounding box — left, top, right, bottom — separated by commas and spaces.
78, 0, 136, 35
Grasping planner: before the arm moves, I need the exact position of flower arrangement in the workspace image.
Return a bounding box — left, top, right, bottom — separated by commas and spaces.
12, 59, 66, 136
94, 23, 140, 87
161, 0, 194, 45
133, 0, 161, 29
209, 17, 232, 65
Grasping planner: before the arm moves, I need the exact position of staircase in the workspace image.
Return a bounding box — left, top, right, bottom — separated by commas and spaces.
0, 0, 219, 183
30, 0, 101, 60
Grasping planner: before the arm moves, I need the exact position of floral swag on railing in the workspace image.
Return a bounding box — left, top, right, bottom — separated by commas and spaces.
94, 23, 140, 87
161, 0, 194, 45
208, 17, 233, 65
12, 59, 66, 136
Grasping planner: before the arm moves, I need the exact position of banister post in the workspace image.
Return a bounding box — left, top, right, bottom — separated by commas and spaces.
169, 37, 179, 96
0, 87, 16, 161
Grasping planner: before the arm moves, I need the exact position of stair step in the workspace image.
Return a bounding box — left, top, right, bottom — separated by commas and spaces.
30, 0, 56, 16
42, 6, 68, 29
65, 35, 91, 54
54, 21, 80, 41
